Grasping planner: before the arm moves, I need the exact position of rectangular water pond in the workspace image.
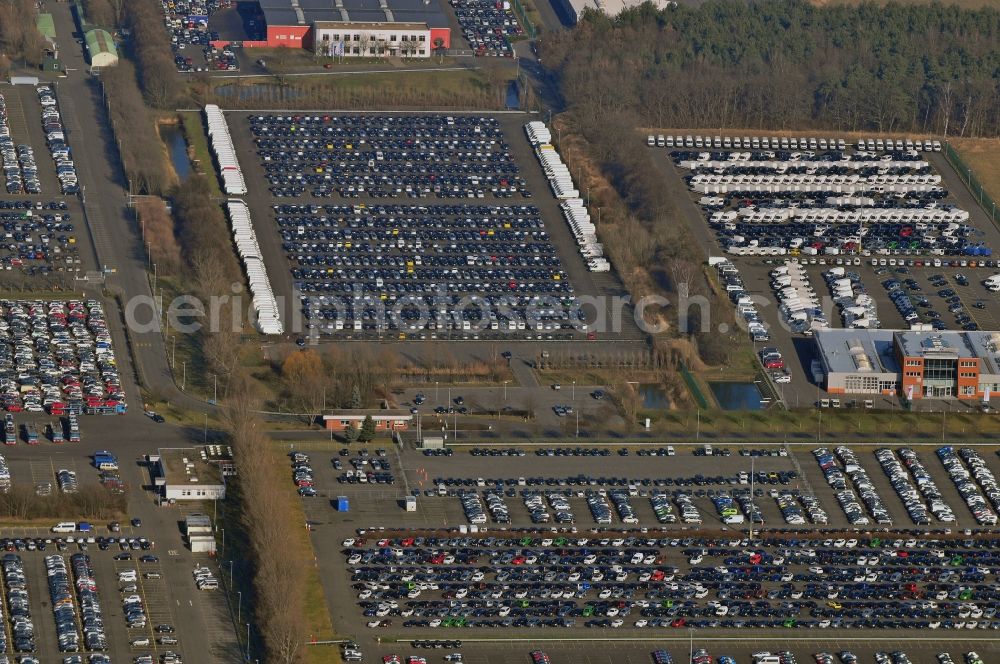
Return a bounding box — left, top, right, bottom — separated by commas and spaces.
709, 381, 764, 410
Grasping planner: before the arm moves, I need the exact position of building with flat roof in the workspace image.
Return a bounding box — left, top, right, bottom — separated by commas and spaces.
254, 0, 450, 54
815, 329, 1000, 401
321, 408, 413, 431
561, 0, 673, 24
151, 448, 226, 501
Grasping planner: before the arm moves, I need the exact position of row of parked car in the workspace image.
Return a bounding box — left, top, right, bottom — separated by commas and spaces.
37, 86, 78, 195
875, 447, 955, 524
937, 446, 998, 526
713, 259, 770, 341
0, 93, 26, 194
346, 532, 1000, 632
0, 300, 126, 415
4, 554, 35, 652
450, 0, 521, 56
813, 447, 875, 526
824, 266, 880, 330
0, 93, 41, 195
769, 260, 828, 337
291, 452, 317, 498
273, 203, 586, 338
70, 553, 108, 651
0, 199, 81, 276
46, 555, 81, 652
163, 0, 227, 70
250, 114, 528, 199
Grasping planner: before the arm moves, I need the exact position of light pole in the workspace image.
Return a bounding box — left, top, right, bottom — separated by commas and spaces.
688, 627, 694, 663
435, 381, 439, 405
229, 560, 234, 587
572, 381, 576, 402
246, 622, 251, 660
211, 373, 218, 402
171, 335, 176, 368
182, 361, 187, 390
503, 380, 508, 401
237, 591, 242, 624
204, 412, 208, 443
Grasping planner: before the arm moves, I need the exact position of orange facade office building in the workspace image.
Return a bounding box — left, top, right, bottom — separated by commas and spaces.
816, 329, 1000, 401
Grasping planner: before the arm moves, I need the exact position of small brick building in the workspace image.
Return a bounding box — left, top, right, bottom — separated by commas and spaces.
322, 409, 413, 431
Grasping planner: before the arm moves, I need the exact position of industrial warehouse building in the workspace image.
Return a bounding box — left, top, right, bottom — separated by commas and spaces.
255, 0, 451, 55
815, 329, 1000, 402
150, 448, 227, 502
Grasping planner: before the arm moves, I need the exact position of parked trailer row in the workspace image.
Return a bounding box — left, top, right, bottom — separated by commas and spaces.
225, 199, 283, 334
648, 133, 941, 152
524, 122, 609, 274
204, 104, 247, 195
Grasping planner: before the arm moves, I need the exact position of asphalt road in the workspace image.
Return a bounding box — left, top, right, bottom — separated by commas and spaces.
48, 2, 207, 417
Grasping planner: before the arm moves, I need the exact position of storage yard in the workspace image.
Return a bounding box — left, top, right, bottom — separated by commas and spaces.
281, 440, 1000, 664
647, 134, 1000, 400
216, 110, 636, 339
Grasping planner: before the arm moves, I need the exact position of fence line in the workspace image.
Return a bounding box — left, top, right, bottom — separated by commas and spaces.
943, 141, 999, 226
510, 0, 537, 38
679, 363, 709, 409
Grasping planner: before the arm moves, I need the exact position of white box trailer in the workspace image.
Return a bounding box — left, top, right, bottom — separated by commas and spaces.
188, 534, 217, 554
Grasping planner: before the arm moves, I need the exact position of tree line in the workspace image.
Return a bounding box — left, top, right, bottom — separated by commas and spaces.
100, 61, 171, 194
277, 344, 508, 418
222, 395, 306, 664
121, 0, 185, 108
0, 486, 126, 520
544, 0, 1000, 137
0, 0, 45, 71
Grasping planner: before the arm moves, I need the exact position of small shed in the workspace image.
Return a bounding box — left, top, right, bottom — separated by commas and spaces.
85, 29, 118, 69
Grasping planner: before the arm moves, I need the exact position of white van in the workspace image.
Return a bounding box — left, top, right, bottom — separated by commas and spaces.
51, 522, 75, 533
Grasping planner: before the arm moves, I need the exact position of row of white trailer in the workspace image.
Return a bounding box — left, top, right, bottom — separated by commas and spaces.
524, 122, 579, 200
711, 206, 971, 225
226, 199, 283, 334
824, 266, 880, 330
690, 173, 942, 194
679, 156, 929, 170
524, 122, 610, 273
205, 104, 283, 335
649, 133, 943, 153
559, 199, 609, 272
204, 104, 248, 196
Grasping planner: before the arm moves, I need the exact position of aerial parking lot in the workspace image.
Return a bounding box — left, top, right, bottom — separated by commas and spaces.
223, 111, 636, 340
293, 441, 1000, 664
646, 133, 1000, 390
